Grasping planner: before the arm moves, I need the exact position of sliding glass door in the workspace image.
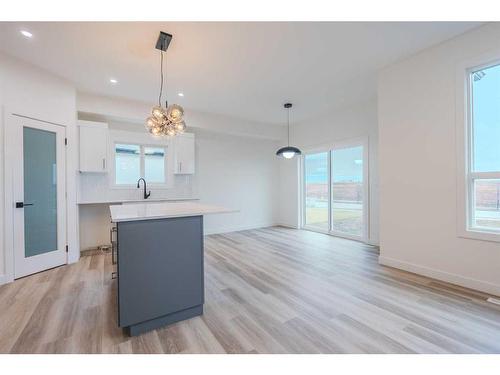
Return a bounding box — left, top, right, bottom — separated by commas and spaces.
331, 146, 364, 237
302, 141, 368, 241
304, 152, 329, 230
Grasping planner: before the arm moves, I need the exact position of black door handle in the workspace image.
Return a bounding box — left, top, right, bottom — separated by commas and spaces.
16, 202, 34, 208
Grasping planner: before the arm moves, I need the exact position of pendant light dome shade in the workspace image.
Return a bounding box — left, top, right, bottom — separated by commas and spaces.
276, 146, 302, 159
276, 103, 301, 159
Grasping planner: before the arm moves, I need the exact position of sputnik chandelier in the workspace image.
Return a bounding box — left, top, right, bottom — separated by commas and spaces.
145, 32, 186, 137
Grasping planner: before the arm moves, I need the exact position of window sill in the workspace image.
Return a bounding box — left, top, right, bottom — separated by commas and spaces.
458, 228, 500, 243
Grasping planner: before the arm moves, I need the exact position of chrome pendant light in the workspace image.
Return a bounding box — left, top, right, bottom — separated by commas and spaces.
276, 103, 301, 159
145, 32, 186, 137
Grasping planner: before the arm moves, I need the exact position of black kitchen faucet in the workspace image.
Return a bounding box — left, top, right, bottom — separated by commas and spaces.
137, 178, 151, 199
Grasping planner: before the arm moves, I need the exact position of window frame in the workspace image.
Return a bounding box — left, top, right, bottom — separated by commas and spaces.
300, 137, 369, 243
456, 53, 500, 242
113, 142, 168, 187
108, 130, 173, 190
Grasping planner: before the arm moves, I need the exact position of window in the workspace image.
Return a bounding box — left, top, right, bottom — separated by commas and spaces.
144, 147, 166, 183
115, 144, 141, 185
467, 62, 500, 233
302, 141, 368, 241
114, 143, 166, 186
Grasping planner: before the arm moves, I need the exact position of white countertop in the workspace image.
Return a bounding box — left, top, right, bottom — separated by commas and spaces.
78, 197, 199, 205
110, 201, 237, 222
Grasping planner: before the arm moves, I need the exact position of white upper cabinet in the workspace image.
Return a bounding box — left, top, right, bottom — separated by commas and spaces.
173, 133, 195, 174
79, 120, 109, 173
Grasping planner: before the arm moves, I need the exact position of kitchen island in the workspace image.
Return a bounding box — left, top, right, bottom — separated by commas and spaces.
110, 201, 234, 336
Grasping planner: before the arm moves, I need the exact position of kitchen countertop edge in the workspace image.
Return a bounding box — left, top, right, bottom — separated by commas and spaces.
109, 202, 237, 223
78, 197, 200, 205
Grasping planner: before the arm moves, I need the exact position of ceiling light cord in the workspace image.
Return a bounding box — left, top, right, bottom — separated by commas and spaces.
158, 50, 163, 106
165, 50, 168, 107
287, 106, 290, 146
158, 49, 169, 107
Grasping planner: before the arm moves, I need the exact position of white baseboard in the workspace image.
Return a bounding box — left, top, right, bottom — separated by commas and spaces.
379, 255, 500, 297
204, 222, 277, 236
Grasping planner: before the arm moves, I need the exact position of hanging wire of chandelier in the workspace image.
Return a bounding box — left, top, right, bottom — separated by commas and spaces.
145, 32, 186, 137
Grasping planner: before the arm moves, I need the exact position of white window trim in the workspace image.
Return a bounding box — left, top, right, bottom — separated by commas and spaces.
113, 142, 168, 188
300, 136, 370, 244
456, 51, 500, 243
108, 130, 174, 190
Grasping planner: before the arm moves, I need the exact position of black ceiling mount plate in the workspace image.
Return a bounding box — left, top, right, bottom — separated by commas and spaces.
284, 103, 292, 108
155, 32, 173, 51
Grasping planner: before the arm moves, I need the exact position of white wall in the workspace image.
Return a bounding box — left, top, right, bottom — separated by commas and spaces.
278, 98, 379, 244
0, 52, 78, 283
378, 23, 500, 295
195, 129, 279, 234
277, 157, 301, 228
79, 204, 113, 251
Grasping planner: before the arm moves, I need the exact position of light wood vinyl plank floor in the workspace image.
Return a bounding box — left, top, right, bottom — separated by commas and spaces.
1, 226, 499, 354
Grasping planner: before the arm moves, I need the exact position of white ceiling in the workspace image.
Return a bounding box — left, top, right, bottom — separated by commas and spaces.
0, 22, 481, 124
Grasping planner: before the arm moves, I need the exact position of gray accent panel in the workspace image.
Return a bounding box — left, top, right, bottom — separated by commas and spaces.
117, 215, 204, 329
128, 305, 203, 336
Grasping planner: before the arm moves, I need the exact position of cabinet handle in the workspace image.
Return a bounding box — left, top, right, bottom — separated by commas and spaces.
103, 158, 106, 170
110, 227, 117, 243
179, 161, 182, 173
112, 242, 117, 265
110, 227, 117, 265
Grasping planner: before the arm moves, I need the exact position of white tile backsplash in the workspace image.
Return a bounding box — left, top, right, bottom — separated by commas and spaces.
78, 172, 197, 203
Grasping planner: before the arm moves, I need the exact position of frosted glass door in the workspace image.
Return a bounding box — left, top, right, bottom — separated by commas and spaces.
12, 116, 66, 279
23, 127, 58, 257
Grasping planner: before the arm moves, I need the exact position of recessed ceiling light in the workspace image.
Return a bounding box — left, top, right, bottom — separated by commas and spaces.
178, 92, 184, 97
109, 78, 118, 84
20, 30, 33, 38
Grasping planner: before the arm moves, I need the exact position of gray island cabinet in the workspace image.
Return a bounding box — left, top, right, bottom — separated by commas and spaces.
110, 202, 234, 336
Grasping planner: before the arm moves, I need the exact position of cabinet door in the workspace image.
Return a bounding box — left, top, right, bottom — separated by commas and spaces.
79, 122, 108, 173
174, 134, 195, 174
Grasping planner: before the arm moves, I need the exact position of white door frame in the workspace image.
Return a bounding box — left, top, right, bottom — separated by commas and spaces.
4, 112, 69, 281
